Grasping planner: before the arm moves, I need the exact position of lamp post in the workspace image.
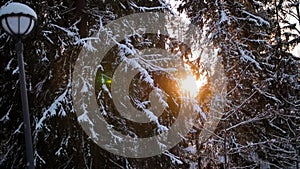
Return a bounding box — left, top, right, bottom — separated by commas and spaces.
0, 2, 37, 169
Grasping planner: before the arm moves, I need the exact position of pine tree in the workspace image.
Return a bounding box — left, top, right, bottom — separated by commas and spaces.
1, 0, 299, 168
179, 0, 300, 168
0, 0, 189, 168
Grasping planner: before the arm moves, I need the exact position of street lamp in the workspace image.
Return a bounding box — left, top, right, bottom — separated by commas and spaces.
0, 2, 37, 169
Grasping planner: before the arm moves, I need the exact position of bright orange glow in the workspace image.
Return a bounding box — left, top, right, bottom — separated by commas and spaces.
180, 75, 198, 97
180, 74, 207, 97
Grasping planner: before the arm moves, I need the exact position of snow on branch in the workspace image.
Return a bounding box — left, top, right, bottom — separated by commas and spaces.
129, 1, 166, 12
0, 105, 12, 122
219, 10, 228, 24
227, 116, 267, 131
239, 48, 262, 70
242, 10, 270, 27
254, 85, 283, 104
163, 150, 183, 165
35, 87, 71, 131
51, 23, 77, 37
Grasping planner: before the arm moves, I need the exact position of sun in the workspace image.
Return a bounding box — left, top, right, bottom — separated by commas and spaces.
180, 74, 207, 97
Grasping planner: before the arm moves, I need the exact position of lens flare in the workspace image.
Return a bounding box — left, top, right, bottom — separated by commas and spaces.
179, 70, 208, 98
179, 75, 197, 97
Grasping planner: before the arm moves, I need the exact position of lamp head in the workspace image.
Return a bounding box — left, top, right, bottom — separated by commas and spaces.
0, 2, 37, 37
